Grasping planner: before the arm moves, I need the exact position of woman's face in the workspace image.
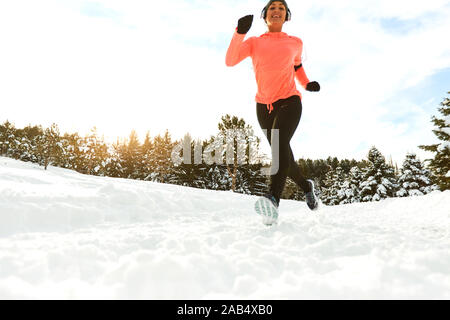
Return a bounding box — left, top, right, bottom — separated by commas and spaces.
265, 1, 287, 26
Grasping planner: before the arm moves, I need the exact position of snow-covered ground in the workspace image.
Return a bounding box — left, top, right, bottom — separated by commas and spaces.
0, 156, 449, 299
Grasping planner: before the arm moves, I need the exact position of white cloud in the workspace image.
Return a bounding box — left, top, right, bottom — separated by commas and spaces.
0, 0, 449, 165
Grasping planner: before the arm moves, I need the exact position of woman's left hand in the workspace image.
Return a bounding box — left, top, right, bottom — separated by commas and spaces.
306, 81, 320, 92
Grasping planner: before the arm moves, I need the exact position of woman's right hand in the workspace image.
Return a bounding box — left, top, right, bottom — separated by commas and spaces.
237, 15, 253, 34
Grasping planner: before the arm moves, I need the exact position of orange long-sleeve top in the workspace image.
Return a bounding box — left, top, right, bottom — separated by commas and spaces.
225, 30, 310, 113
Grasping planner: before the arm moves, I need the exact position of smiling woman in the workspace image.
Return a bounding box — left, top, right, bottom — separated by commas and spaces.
261, 0, 291, 32
225, 0, 322, 224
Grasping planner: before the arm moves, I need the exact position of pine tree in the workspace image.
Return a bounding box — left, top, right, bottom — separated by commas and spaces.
19, 125, 43, 163
341, 166, 363, 204
57, 132, 77, 170
334, 167, 348, 204
46, 123, 64, 169
216, 115, 260, 192
139, 131, 154, 180
65, 132, 85, 173
15, 135, 34, 163
35, 123, 63, 170
304, 158, 331, 193
171, 134, 206, 188
0, 120, 17, 157
105, 140, 124, 178
327, 156, 340, 171
320, 166, 335, 205
79, 127, 108, 176
118, 130, 142, 179
321, 166, 346, 205
419, 92, 450, 190
205, 165, 228, 190
360, 147, 398, 202
7, 124, 37, 162
148, 130, 174, 183
396, 153, 437, 197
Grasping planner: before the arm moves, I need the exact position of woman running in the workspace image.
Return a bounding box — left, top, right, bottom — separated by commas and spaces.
225, 0, 320, 223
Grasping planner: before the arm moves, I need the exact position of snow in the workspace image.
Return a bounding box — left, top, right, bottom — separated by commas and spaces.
437, 140, 450, 152
441, 127, 450, 136
1, 156, 449, 299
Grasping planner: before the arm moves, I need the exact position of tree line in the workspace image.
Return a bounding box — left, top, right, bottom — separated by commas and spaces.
1, 92, 448, 205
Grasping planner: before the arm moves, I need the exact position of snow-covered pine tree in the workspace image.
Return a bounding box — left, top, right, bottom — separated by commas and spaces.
326, 166, 346, 205
148, 130, 175, 183
335, 167, 349, 204
250, 166, 269, 196
79, 127, 108, 176
201, 135, 230, 190
64, 132, 86, 173
6, 124, 33, 162
0, 120, 17, 157
318, 157, 342, 205
46, 124, 65, 169
35, 123, 63, 170
204, 165, 231, 191
234, 166, 250, 194
217, 115, 259, 192
238, 141, 265, 195
15, 125, 42, 163
15, 136, 35, 163
396, 153, 437, 197
360, 147, 398, 202
340, 166, 363, 204
419, 92, 450, 190
245, 133, 267, 196
104, 140, 124, 178
320, 166, 346, 205
170, 134, 206, 188
320, 167, 333, 205
219, 115, 244, 192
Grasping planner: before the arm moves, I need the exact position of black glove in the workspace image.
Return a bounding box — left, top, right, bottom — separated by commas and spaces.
306, 81, 320, 92
237, 15, 253, 34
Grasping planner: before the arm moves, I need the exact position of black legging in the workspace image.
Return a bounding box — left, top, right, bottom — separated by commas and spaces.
257, 95, 310, 204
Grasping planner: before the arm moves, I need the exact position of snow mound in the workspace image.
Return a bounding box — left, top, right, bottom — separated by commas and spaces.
0, 156, 449, 299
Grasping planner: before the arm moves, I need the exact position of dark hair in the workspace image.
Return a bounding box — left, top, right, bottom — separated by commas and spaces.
260, 0, 291, 21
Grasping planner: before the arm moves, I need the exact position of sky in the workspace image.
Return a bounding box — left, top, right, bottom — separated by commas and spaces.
0, 0, 449, 165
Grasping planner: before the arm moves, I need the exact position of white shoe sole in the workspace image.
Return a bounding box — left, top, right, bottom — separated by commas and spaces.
254, 197, 279, 225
